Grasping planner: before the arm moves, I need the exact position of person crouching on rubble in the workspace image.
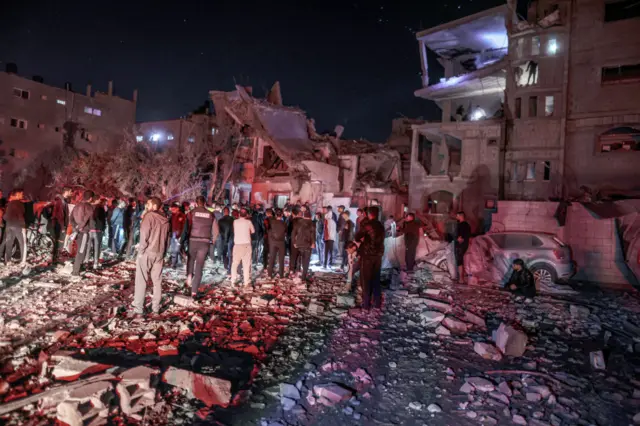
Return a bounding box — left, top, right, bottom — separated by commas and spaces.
505, 258, 536, 299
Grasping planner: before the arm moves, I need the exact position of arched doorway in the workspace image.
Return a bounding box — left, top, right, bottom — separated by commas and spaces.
424, 190, 455, 215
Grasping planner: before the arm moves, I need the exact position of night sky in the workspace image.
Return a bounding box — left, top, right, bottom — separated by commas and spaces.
1, 0, 501, 141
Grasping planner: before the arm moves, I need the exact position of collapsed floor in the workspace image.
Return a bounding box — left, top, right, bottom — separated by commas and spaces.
0, 252, 639, 425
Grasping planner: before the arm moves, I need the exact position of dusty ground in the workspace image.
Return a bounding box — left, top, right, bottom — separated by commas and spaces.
1, 249, 640, 426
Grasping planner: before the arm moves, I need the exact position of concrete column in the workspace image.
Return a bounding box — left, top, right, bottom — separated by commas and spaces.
108, 81, 113, 96
86, 84, 91, 97
410, 128, 419, 165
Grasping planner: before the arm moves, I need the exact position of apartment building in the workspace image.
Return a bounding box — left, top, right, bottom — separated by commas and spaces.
136, 113, 218, 149
410, 0, 640, 222
0, 65, 137, 194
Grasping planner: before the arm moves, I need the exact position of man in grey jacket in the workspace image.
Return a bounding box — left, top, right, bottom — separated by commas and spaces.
132, 197, 170, 316
71, 190, 95, 277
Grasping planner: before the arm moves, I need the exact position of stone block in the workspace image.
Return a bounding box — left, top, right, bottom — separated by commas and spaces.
473, 342, 503, 361
313, 383, 353, 407
163, 367, 232, 407
492, 323, 528, 357
442, 317, 468, 334
56, 381, 113, 426
419, 310, 445, 328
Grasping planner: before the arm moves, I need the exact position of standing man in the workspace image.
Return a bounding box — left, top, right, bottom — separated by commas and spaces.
291, 210, 315, 282
267, 209, 287, 279
231, 208, 255, 288
168, 203, 186, 269
323, 206, 337, 269
218, 207, 235, 274
132, 197, 170, 316
70, 191, 95, 277
455, 211, 471, 284
186, 196, 219, 298
400, 213, 421, 272
251, 206, 264, 267
354, 206, 385, 310
85, 197, 106, 269
110, 200, 125, 253
0, 189, 27, 265
336, 205, 346, 262
289, 209, 303, 274
262, 208, 272, 268
212, 204, 223, 264
339, 210, 354, 271
355, 208, 365, 235
51, 187, 73, 263
314, 212, 324, 266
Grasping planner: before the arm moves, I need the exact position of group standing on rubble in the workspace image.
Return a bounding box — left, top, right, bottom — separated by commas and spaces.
0, 185, 485, 318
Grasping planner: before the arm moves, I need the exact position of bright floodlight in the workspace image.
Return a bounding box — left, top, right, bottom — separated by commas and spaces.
151, 133, 161, 142
471, 108, 486, 121
547, 39, 558, 55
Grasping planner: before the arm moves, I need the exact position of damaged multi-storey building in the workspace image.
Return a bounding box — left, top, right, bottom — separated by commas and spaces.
209, 84, 407, 217
410, 0, 640, 224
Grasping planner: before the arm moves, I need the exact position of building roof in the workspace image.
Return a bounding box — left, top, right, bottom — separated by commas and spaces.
416, 5, 508, 60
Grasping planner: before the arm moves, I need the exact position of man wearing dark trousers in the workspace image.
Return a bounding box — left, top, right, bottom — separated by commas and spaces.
401, 213, 422, 272
354, 206, 385, 310
0, 189, 28, 265
340, 210, 354, 270
186, 196, 219, 298
267, 210, 287, 279
71, 191, 95, 277
291, 210, 315, 281
455, 211, 471, 284
51, 187, 72, 263
218, 207, 234, 273
289, 209, 304, 275
262, 208, 272, 267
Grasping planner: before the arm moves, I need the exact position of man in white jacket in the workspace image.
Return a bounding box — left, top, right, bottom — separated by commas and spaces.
323, 207, 337, 269
231, 208, 255, 287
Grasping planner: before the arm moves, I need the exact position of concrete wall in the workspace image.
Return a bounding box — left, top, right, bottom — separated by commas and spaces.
489, 200, 633, 287
0, 71, 136, 195
564, 0, 640, 196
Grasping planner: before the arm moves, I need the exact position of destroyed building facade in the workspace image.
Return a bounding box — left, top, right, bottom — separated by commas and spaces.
209, 84, 407, 215
410, 0, 640, 221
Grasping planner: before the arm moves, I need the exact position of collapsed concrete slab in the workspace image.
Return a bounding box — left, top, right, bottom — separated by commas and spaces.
492, 323, 528, 357
163, 367, 232, 407
313, 383, 353, 407
52, 355, 113, 382
56, 381, 113, 426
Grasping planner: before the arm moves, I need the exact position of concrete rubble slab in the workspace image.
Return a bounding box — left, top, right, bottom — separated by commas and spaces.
163, 366, 232, 407
492, 323, 528, 357
474, 342, 503, 361
52, 355, 113, 381
313, 383, 353, 407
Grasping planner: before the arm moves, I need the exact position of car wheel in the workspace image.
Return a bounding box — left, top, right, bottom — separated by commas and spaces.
437, 259, 448, 271
531, 264, 557, 286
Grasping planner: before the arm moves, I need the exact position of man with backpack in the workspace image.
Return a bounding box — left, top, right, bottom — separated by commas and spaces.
267, 209, 287, 279
186, 196, 219, 298
291, 210, 315, 282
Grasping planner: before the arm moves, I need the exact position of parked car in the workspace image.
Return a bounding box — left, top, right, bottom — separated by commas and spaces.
424, 231, 575, 285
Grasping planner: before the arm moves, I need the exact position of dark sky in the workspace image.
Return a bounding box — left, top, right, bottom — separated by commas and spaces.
1, 0, 501, 141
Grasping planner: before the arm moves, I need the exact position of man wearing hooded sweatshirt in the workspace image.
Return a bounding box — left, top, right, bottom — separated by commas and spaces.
71, 190, 95, 276
132, 197, 170, 316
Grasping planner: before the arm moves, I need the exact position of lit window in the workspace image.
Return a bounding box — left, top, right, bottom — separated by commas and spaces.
531, 36, 540, 55
92, 109, 102, 116
136, 135, 144, 142
167, 134, 174, 140
10, 118, 28, 129
56, 99, 66, 105
526, 162, 536, 180
547, 38, 558, 55
543, 161, 551, 181
150, 133, 161, 142
515, 38, 524, 58
13, 88, 29, 99
211, 127, 218, 136
84, 106, 93, 114
545, 96, 555, 116
188, 135, 195, 143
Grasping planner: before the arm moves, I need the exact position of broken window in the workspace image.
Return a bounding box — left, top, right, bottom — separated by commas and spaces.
10, 118, 28, 129
598, 126, 640, 152
529, 96, 538, 117
417, 135, 432, 174
515, 98, 522, 119
263, 145, 288, 172
13, 88, 29, 99
602, 63, 640, 84
273, 194, 289, 209
526, 162, 536, 180
514, 61, 539, 87
531, 36, 541, 56
547, 38, 558, 55
605, 0, 640, 22
515, 38, 524, 59
543, 161, 551, 181
545, 96, 555, 116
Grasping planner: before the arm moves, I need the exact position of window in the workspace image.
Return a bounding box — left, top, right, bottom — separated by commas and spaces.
515, 98, 522, 118
529, 96, 538, 117
92, 109, 102, 116
543, 161, 551, 181
526, 162, 536, 180
605, 0, 640, 22
547, 38, 558, 55
38, 123, 45, 129
55, 127, 60, 132
13, 88, 29, 99
83, 107, 102, 116
514, 61, 538, 86
41, 95, 48, 100
136, 135, 144, 142
56, 99, 66, 106
599, 126, 640, 152
188, 135, 195, 143
514, 38, 524, 58
602, 63, 640, 84
545, 96, 555, 116
84, 106, 93, 114
10, 118, 28, 129
531, 36, 540, 55
211, 127, 218, 136
167, 134, 174, 141
511, 162, 519, 181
